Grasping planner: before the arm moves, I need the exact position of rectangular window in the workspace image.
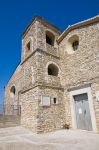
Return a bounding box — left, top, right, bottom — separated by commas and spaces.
53, 98, 57, 104
52, 97, 58, 104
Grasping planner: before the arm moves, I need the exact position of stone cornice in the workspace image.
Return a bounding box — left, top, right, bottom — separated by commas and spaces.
67, 83, 91, 92
20, 83, 64, 94
66, 75, 99, 92
21, 48, 60, 65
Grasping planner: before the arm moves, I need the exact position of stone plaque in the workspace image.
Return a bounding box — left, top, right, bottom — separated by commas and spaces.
42, 96, 50, 106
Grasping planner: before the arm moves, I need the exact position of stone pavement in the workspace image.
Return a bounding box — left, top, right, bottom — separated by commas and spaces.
0, 127, 99, 150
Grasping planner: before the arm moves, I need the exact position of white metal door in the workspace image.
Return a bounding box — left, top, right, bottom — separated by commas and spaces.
74, 93, 92, 131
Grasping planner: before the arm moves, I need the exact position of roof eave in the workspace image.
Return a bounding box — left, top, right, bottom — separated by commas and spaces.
57, 15, 99, 44
22, 16, 62, 38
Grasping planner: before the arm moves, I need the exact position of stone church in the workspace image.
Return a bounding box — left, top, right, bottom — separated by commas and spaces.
5, 15, 99, 133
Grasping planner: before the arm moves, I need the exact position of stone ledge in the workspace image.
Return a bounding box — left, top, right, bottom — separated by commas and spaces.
20, 83, 64, 94
21, 48, 60, 65
66, 75, 99, 90
67, 83, 91, 92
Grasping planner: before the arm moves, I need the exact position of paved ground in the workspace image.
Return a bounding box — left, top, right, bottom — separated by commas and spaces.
0, 127, 99, 150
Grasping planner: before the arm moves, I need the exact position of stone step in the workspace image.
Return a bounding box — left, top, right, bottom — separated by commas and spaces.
0, 115, 21, 128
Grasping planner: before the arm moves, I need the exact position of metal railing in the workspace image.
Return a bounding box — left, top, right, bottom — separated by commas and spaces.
0, 104, 21, 116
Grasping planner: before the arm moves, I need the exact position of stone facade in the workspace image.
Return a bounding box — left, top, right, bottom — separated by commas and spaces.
5, 15, 99, 133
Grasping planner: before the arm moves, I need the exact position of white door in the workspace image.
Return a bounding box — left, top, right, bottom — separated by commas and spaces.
74, 93, 92, 131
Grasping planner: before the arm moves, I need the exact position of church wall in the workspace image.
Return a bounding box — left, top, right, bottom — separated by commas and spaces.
19, 87, 39, 132
4, 16, 99, 133
36, 86, 65, 133
4, 65, 24, 106
59, 22, 99, 132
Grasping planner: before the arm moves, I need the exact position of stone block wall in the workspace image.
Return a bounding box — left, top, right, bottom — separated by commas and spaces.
36, 19, 61, 51
20, 87, 39, 132
20, 85, 66, 133
22, 20, 37, 61
35, 51, 61, 86
59, 22, 99, 131
36, 86, 66, 133
5, 65, 24, 106
91, 80, 99, 131
59, 22, 99, 88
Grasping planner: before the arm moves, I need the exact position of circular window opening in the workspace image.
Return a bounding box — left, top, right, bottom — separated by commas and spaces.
10, 86, 16, 98
48, 64, 59, 76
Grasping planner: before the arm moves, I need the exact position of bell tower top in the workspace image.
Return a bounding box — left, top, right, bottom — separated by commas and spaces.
21, 16, 62, 62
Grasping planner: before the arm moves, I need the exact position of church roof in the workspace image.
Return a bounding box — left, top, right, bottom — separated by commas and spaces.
57, 15, 99, 43
22, 16, 62, 38
22, 15, 99, 42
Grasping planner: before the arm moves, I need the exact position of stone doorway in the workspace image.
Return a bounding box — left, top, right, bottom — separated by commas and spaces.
73, 93, 92, 131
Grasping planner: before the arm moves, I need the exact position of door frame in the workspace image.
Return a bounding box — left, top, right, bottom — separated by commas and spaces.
69, 86, 97, 132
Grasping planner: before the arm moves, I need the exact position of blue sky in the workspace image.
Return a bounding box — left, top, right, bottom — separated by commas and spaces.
0, 0, 99, 103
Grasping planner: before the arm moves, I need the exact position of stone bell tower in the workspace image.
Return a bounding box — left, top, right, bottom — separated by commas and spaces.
20, 16, 66, 133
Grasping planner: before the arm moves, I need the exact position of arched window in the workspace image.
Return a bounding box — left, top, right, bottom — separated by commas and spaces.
72, 40, 79, 51
69, 35, 79, 51
48, 64, 59, 76
46, 31, 55, 46
10, 86, 16, 98
26, 41, 31, 51
66, 35, 79, 54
